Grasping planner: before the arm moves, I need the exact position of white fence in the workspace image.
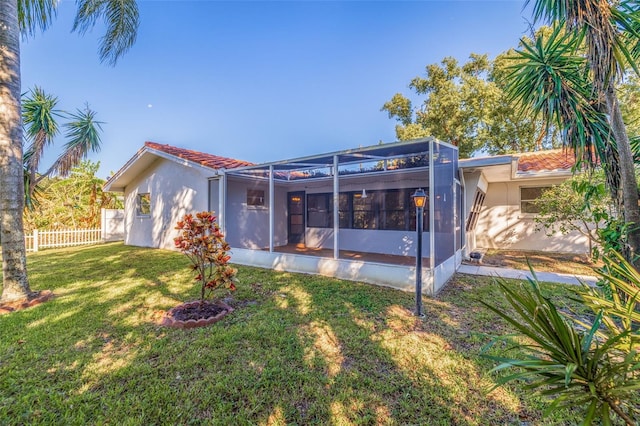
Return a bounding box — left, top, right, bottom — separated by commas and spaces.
26, 229, 103, 252
24, 208, 125, 252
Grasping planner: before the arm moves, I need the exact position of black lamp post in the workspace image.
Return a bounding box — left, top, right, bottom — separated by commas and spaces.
412, 188, 427, 318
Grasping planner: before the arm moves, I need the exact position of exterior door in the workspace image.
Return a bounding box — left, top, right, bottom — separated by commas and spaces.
288, 191, 305, 245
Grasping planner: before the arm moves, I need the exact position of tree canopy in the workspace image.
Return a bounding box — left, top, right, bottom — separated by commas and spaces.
382, 53, 562, 158
23, 160, 122, 232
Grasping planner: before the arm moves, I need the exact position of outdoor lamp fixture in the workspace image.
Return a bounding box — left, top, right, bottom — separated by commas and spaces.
361, 189, 367, 199
412, 188, 427, 318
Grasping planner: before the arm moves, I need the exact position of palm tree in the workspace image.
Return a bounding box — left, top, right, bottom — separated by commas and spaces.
0, 0, 138, 302
22, 87, 104, 208
508, 0, 640, 265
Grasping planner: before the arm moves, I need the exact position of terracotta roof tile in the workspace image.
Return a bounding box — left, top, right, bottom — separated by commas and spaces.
145, 141, 253, 170
515, 149, 576, 173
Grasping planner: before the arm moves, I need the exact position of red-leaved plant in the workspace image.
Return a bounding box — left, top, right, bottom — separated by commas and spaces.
174, 211, 237, 303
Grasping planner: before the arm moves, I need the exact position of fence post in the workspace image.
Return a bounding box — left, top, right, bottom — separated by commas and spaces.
33, 229, 39, 252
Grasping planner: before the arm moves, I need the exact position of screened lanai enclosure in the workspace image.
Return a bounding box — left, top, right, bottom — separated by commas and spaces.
208, 138, 463, 295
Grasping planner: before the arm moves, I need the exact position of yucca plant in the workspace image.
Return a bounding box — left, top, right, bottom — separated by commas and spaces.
582, 252, 640, 354
482, 266, 640, 425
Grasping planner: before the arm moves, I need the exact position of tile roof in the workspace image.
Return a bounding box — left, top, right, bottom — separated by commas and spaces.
145, 141, 253, 170
515, 149, 576, 173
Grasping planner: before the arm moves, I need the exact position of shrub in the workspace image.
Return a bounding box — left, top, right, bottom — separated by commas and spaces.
482, 260, 640, 425
174, 211, 237, 303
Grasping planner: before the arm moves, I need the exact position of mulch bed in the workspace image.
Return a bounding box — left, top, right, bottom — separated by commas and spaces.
171, 301, 228, 321
161, 300, 234, 329
0, 290, 54, 315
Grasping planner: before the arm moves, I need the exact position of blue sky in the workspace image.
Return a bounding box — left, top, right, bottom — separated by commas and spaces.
21, 1, 534, 179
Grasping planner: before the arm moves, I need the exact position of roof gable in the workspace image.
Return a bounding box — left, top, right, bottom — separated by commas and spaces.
144, 141, 253, 170
104, 141, 253, 192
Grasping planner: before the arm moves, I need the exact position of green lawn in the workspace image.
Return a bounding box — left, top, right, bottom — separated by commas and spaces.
0, 243, 585, 425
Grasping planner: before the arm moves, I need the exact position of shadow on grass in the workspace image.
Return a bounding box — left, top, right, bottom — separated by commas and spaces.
0, 243, 579, 424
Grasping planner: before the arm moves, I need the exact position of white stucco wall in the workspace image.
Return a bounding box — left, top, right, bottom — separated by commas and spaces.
101, 208, 125, 241
123, 158, 211, 249
475, 178, 590, 254
224, 178, 287, 249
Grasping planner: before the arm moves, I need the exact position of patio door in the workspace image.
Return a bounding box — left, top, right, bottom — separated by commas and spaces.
288, 191, 305, 245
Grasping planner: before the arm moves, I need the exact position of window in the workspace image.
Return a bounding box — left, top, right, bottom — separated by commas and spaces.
465, 189, 486, 232
136, 193, 151, 216
307, 193, 332, 228
353, 191, 378, 229
520, 186, 549, 214
247, 189, 265, 207
408, 198, 429, 232
306, 189, 429, 231
338, 193, 350, 228
380, 190, 407, 230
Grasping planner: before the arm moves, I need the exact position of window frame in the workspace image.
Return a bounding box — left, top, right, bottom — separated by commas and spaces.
520, 186, 550, 214
307, 193, 333, 228
136, 193, 151, 217
247, 189, 266, 208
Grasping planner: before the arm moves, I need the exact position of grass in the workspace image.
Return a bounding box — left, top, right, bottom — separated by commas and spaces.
0, 243, 589, 425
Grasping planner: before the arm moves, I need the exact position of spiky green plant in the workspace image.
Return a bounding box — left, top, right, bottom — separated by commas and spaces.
582, 252, 640, 353
482, 266, 640, 425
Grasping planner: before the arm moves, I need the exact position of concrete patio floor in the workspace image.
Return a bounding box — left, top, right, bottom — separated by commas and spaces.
270, 244, 423, 266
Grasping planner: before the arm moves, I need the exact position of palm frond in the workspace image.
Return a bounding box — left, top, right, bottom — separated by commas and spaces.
528, 0, 640, 91
73, 0, 139, 65
17, 0, 58, 37
581, 252, 640, 351
505, 25, 611, 170
22, 86, 61, 176
630, 135, 640, 160
46, 105, 103, 177
611, 2, 640, 77
481, 268, 640, 424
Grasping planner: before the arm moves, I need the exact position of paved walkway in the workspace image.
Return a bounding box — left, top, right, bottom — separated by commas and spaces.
458, 263, 598, 286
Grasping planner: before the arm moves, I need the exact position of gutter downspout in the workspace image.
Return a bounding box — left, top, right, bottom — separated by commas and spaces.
219, 170, 227, 237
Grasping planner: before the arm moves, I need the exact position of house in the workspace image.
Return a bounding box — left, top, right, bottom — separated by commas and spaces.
104, 139, 582, 295
460, 149, 586, 254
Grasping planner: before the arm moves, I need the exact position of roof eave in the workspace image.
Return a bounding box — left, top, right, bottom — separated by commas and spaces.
514, 169, 574, 179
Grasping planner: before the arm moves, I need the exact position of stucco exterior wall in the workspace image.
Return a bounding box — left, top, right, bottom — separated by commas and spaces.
123, 158, 210, 249
224, 178, 287, 249
101, 208, 125, 242
475, 178, 589, 254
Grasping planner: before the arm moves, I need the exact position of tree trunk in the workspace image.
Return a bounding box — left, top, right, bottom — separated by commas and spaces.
605, 86, 640, 268
0, 0, 32, 302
